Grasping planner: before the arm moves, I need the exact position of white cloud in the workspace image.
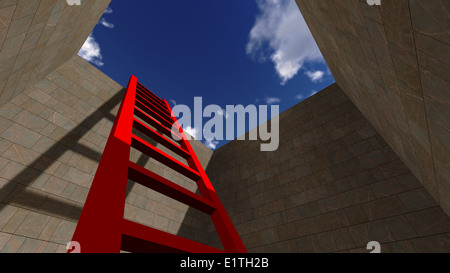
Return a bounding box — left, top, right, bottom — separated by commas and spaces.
78, 34, 104, 67
184, 126, 200, 140
184, 126, 220, 149
78, 6, 114, 67
99, 18, 114, 29
98, 6, 114, 29
304, 70, 324, 83
295, 94, 304, 100
255, 96, 282, 105
168, 99, 177, 107
104, 7, 113, 14
265, 96, 281, 105
246, 0, 324, 85
310, 90, 318, 96
204, 138, 220, 150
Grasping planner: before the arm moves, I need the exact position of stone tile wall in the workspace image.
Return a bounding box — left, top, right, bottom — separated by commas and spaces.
1, 0, 449, 253
295, 0, 450, 216
0, 55, 215, 252
0, 0, 111, 105
205, 84, 450, 252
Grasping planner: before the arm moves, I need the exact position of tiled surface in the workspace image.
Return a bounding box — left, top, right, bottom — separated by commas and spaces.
0, 55, 123, 252
0, 54, 215, 252
205, 84, 450, 253
1, 0, 449, 253
295, 0, 450, 217
0, 0, 111, 105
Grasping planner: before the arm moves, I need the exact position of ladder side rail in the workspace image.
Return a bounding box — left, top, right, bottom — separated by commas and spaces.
163, 99, 247, 253
70, 75, 138, 253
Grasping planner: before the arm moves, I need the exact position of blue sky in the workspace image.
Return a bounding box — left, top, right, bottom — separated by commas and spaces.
78, 0, 335, 150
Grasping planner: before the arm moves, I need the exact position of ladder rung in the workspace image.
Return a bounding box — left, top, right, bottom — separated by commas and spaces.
136, 92, 172, 120
128, 161, 216, 215
121, 219, 224, 253
136, 89, 171, 115
133, 118, 190, 159
134, 107, 182, 141
136, 83, 166, 107
135, 99, 173, 129
131, 135, 201, 181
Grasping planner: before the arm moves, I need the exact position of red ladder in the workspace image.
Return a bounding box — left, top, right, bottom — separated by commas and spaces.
69, 75, 246, 253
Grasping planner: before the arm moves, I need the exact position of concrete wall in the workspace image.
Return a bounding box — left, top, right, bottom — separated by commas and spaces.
295, 0, 450, 216
206, 84, 450, 253
0, 0, 111, 105
1, 0, 449, 253
0, 55, 216, 252
0, 55, 122, 252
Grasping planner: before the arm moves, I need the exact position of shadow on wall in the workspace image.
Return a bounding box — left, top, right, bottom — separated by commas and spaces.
0, 89, 125, 220
0, 84, 213, 251
0, 86, 173, 219
175, 187, 223, 250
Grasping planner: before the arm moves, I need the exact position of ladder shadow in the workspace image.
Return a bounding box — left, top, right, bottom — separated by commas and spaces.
0, 85, 169, 222
173, 155, 225, 250
0, 81, 222, 250
175, 187, 223, 250
0, 89, 125, 221
125, 130, 160, 197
